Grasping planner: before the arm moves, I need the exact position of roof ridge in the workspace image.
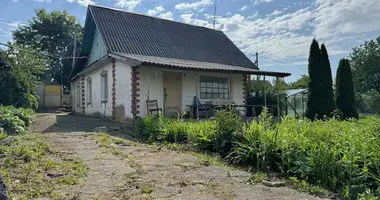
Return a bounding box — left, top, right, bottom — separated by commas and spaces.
88, 4, 222, 32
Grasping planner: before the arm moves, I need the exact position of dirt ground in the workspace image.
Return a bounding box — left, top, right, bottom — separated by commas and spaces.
31, 112, 327, 200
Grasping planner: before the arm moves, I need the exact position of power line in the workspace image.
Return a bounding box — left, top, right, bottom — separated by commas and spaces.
260, 55, 307, 68
0, 42, 87, 60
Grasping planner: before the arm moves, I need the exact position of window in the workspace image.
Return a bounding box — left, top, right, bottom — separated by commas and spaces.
200, 76, 229, 99
101, 71, 108, 102
76, 85, 80, 107
87, 78, 92, 104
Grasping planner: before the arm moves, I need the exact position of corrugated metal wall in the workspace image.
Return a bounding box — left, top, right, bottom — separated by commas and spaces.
36, 84, 62, 107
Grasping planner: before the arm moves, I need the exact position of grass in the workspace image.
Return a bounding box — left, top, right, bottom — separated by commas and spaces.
248, 172, 267, 184
0, 133, 87, 199
135, 109, 380, 199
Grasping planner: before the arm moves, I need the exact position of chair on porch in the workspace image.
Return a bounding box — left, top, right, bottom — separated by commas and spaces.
192, 96, 213, 118
146, 100, 162, 116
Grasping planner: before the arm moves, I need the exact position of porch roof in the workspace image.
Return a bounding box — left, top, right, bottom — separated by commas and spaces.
113, 53, 291, 78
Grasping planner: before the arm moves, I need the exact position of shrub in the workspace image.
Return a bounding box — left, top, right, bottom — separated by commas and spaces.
158, 119, 187, 143
213, 110, 242, 156
0, 106, 34, 134
187, 120, 217, 151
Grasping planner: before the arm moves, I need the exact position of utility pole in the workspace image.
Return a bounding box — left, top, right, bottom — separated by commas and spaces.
213, 0, 217, 29
71, 33, 77, 72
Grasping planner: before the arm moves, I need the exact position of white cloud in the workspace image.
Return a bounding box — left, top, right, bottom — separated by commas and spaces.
114, 0, 142, 11
67, 0, 94, 6
269, 9, 283, 16
251, 0, 273, 5
159, 12, 173, 20
180, 13, 212, 28
146, 6, 165, 16
175, 0, 212, 11
240, 5, 247, 11
314, 0, 380, 39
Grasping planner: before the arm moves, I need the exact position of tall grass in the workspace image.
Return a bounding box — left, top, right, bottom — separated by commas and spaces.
135, 110, 380, 199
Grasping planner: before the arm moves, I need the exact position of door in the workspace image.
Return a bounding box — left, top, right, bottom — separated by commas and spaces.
163, 72, 181, 117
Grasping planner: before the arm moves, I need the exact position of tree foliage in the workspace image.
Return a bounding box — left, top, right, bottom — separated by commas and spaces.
290, 75, 309, 89
305, 39, 335, 120
320, 44, 335, 114
12, 9, 83, 87
335, 59, 358, 119
0, 44, 46, 109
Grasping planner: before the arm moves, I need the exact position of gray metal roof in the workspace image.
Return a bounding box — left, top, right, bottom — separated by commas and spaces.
111, 53, 291, 77
88, 5, 258, 69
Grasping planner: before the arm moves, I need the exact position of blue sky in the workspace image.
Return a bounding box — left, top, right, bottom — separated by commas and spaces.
1, 0, 380, 82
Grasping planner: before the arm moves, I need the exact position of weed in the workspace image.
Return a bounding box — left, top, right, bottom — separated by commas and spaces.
141, 184, 153, 194
248, 173, 267, 184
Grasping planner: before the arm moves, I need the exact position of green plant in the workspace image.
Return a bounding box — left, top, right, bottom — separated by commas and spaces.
158, 119, 187, 143
213, 109, 241, 156
0, 106, 34, 134
335, 58, 358, 119
248, 173, 267, 184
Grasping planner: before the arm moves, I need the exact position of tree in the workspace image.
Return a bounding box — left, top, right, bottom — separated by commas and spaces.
0, 44, 47, 109
290, 75, 309, 89
335, 59, 358, 119
12, 9, 83, 87
350, 37, 380, 113
305, 39, 323, 119
320, 44, 335, 114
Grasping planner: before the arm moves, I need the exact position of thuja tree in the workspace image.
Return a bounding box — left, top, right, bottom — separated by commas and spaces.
335, 58, 358, 119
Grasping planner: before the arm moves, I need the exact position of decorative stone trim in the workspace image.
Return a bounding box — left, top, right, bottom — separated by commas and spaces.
111, 59, 116, 120
131, 66, 140, 117
80, 75, 86, 114
242, 74, 248, 105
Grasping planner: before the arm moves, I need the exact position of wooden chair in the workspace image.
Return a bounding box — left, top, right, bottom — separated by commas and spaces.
146, 100, 162, 116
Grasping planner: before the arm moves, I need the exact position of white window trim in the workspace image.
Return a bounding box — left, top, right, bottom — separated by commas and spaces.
86, 77, 92, 105
199, 76, 231, 100
101, 70, 108, 102
75, 84, 80, 108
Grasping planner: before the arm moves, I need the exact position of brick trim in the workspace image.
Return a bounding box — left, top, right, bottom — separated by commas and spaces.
80, 75, 85, 114
131, 66, 140, 117
111, 59, 116, 120
242, 74, 248, 105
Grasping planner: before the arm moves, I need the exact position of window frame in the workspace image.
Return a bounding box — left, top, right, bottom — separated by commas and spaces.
199, 76, 230, 100
75, 84, 80, 108
86, 77, 92, 105
100, 70, 108, 102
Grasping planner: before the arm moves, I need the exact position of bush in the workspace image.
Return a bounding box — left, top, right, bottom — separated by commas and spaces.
0, 106, 34, 134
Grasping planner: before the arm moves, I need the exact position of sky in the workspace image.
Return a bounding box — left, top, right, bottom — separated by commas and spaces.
0, 0, 379, 82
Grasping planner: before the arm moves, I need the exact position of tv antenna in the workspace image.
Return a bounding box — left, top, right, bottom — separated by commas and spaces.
213, 0, 222, 29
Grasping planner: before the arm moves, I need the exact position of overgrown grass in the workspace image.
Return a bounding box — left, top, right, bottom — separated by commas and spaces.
0, 133, 87, 199
135, 109, 380, 199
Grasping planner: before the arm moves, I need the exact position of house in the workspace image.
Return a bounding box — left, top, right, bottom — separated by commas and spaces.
70, 5, 291, 120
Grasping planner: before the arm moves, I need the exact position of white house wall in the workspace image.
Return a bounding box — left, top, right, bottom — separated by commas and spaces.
84, 61, 113, 117
138, 66, 164, 116
114, 60, 133, 119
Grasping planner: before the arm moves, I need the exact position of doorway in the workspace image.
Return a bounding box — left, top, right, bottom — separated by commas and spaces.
163, 71, 181, 117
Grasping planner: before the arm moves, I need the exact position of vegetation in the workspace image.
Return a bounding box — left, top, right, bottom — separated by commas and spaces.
12, 9, 83, 87
335, 59, 358, 119
350, 37, 380, 113
0, 106, 34, 135
306, 39, 335, 120
0, 44, 46, 109
0, 133, 87, 199
135, 109, 380, 199
289, 75, 309, 89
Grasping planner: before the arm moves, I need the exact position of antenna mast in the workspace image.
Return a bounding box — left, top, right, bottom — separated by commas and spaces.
213, 0, 217, 29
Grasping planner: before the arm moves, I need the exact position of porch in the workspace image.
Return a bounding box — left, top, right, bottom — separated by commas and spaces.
137, 65, 290, 119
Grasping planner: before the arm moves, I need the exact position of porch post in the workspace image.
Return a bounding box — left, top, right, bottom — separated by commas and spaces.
147, 71, 150, 101
276, 76, 280, 119
264, 75, 267, 107
195, 72, 199, 119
